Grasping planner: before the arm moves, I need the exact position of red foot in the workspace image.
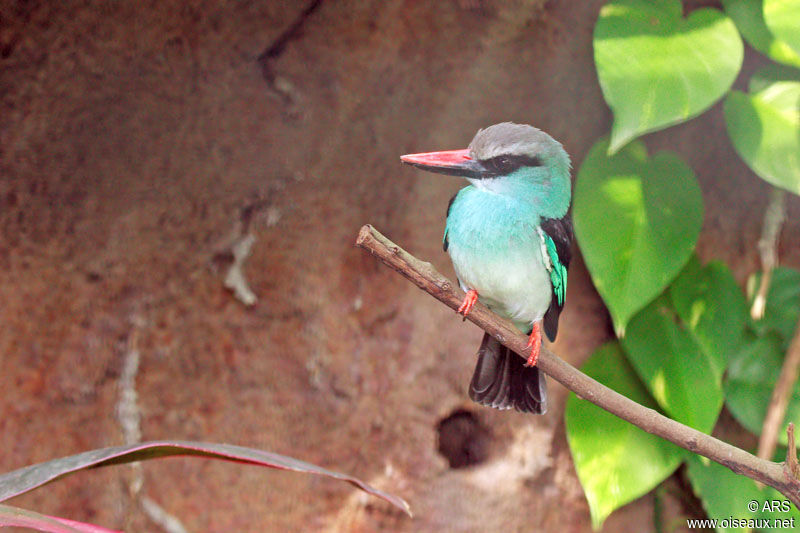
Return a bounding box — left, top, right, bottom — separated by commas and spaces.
458, 289, 478, 316
525, 322, 542, 367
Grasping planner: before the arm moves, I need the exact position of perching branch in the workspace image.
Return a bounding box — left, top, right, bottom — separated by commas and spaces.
355, 224, 800, 507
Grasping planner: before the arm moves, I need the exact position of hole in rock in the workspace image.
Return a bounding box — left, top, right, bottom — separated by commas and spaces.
436, 408, 491, 468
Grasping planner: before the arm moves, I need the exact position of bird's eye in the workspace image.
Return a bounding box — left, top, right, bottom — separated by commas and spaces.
496, 157, 513, 172
486, 156, 517, 175
481, 154, 544, 176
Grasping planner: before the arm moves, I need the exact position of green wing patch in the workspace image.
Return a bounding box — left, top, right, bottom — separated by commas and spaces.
544, 233, 568, 306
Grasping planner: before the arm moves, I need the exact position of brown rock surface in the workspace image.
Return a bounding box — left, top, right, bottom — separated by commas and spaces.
1, 1, 798, 532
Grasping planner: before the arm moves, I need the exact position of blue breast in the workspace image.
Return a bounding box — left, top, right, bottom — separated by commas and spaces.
444, 185, 552, 326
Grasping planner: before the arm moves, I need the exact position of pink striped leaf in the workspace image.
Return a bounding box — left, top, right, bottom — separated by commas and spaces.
0, 504, 121, 532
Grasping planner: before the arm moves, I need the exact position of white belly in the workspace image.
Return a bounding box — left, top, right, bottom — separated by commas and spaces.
444, 185, 554, 330
447, 234, 551, 329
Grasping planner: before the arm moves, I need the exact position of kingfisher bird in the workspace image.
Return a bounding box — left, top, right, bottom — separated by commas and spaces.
401, 122, 572, 414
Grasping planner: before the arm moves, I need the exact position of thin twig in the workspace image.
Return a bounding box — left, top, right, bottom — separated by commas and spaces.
751, 188, 786, 320
754, 187, 793, 463
355, 224, 800, 506
787, 424, 800, 479
759, 318, 800, 461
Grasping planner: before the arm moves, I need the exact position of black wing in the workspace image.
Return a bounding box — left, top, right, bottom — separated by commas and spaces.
540, 216, 573, 341
443, 192, 457, 252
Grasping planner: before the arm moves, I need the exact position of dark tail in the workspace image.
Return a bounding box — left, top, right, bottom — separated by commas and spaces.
468, 332, 547, 414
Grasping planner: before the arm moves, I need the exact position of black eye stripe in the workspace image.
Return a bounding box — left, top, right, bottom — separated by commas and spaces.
480, 154, 544, 175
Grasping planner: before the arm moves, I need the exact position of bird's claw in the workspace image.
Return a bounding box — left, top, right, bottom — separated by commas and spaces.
525, 322, 542, 367
458, 289, 478, 316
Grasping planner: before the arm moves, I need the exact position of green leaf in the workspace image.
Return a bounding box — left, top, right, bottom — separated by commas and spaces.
764, 0, 800, 57
724, 81, 800, 195
566, 342, 685, 529
574, 138, 703, 335
686, 454, 800, 532
594, 0, 743, 153
724, 333, 800, 445
748, 267, 800, 343
670, 256, 748, 375
621, 295, 724, 433
723, 0, 800, 67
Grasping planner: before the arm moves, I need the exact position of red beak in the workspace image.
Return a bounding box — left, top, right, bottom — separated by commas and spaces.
400, 149, 486, 178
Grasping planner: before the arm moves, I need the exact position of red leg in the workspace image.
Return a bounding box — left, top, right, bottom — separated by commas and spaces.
457, 289, 478, 316
525, 322, 542, 367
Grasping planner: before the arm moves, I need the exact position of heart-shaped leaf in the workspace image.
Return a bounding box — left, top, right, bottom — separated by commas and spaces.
727, 268, 800, 443
725, 81, 800, 195
566, 342, 685, 529
621, 295, 724, 433
595, 0, 743, 153
723, 0, 800, 67
574, 138, 703, 335
669, 256, 748, 375
724, 333, 800, 445
764, 0, 800, 57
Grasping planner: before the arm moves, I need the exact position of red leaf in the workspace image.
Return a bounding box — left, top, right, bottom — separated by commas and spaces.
0, 504, 121, 532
